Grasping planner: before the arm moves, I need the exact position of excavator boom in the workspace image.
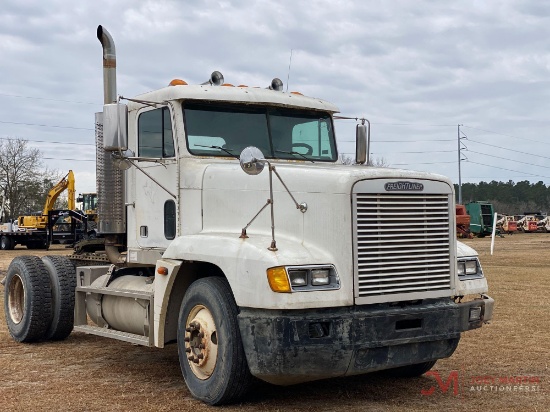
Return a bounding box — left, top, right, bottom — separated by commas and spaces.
42, 171, 75, 215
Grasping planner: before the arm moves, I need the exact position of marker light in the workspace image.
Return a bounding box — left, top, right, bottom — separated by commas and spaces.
267, 267, 291, 293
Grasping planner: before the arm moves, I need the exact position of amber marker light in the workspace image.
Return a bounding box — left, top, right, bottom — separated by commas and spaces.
266, 267, 291, 293
169, 79, 188, 86
157, 266, 169, 275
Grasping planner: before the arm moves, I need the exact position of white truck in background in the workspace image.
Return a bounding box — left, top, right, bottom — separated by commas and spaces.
2, 26, 493, 405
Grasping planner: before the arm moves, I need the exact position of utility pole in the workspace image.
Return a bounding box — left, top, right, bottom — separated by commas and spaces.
458, 124, 462, 204
457, 124, 467, 205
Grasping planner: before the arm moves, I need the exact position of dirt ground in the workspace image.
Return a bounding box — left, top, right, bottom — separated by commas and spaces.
0, 236, 548, 412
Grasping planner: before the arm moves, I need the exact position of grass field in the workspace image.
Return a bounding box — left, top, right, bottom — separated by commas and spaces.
0, 235, 547, 411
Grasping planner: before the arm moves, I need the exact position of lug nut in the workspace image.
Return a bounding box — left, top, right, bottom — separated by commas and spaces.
195, 324, 201, 330
193, 358, 200, 364
185, 347, 191, 353
188, 356, 194, 361
198, 344, 205, 349
185, 327, 192, 332
198, 332, 205, 339
197, 354, 204, 360
184, 337, 190, 342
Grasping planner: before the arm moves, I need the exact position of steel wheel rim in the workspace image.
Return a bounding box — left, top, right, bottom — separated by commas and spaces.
8, 274, 25, 324
184, 304, 218, 380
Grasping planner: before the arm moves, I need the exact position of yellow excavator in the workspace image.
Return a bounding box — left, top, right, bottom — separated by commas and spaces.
17, 170, 76, 230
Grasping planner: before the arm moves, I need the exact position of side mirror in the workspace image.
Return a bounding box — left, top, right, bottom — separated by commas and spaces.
355, 123, 367, 164
239, 146, 266, 175
112, 149, 134, 171
103, 103, 128, 151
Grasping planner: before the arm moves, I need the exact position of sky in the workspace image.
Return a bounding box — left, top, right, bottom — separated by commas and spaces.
1, 0, 550, 195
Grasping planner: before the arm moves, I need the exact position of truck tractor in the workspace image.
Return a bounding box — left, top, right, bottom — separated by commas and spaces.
2, 26, 493, 405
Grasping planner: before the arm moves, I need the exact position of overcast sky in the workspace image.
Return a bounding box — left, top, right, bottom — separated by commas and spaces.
2, 0, 550, 195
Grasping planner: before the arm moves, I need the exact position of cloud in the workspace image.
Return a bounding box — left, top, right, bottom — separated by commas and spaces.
1, 0, 550, 190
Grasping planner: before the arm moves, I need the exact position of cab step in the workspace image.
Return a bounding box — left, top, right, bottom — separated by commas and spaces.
73, 325, 152, 346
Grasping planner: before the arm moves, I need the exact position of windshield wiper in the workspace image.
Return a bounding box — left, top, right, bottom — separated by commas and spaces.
275, 150, 315, 163
194, 144, 240, 159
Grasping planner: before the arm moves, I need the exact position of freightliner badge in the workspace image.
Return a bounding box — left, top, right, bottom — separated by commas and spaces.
384, 181, 424, 191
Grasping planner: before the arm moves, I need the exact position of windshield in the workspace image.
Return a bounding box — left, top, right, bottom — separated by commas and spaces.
183, 103, 337, 161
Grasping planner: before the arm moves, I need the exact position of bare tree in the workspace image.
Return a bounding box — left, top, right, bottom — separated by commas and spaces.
339, 153, 389, 167
0, 138, 60, 220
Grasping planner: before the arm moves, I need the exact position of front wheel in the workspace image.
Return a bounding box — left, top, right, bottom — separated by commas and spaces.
178, 277, 252, 405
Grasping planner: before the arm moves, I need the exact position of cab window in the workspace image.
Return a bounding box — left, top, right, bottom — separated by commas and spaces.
138, 107, 175, 158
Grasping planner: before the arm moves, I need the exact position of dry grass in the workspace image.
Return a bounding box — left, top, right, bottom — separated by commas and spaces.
0, 237, 547, 411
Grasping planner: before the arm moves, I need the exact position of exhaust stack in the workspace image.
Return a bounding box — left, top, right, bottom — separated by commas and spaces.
96, 25, 126, 263
97, 25, 117, 104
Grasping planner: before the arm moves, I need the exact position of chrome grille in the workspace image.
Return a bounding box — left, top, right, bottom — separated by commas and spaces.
354, 193, 452, 302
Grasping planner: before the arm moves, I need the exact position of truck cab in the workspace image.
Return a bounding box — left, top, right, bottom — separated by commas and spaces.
2, 25, 493, 406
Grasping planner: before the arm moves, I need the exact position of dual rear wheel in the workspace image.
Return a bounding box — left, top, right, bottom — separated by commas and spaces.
3, 255, 76, 342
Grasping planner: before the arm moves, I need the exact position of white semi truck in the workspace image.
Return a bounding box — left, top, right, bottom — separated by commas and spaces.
2, 26, 493, 405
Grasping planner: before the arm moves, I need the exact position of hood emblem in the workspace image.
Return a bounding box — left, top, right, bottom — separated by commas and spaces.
384, 181, 424, 191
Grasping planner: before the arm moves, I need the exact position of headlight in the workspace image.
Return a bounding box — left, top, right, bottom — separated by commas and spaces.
267, 265, 340, 292
289, 270, 308, 287
465, 260, 478, 275
457, 258, 483, 280
311, 269, 330, 286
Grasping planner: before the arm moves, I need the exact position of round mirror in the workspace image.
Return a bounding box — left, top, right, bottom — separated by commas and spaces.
239, 146, 265, 175
112, 149, 134, 171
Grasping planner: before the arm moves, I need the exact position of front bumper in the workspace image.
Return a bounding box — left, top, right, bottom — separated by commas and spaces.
238, 296, 493, 385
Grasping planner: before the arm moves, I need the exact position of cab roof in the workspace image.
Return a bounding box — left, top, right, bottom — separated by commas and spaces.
131, 84, 340, 113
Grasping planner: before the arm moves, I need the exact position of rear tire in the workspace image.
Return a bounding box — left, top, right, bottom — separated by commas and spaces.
383, 360, 437, 377
178, 277, 252, 405
1, 236, 14, 250
41, 256, 76, 340
4, 256, 52, 342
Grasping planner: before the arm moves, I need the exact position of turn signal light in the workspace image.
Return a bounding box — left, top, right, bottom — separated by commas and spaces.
266, 267, 291, 293
157, 266, 169, 275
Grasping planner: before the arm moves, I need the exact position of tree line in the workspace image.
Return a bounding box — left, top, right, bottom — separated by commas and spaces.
455, 180, 550, 215
0, 138, 64, 221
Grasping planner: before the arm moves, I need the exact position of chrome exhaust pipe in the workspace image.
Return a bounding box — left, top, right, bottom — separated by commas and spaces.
97, 25, 117, 104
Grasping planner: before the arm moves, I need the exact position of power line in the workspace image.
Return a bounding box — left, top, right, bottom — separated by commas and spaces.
43, 157, 94, 162
467, 138, 550, 160
0, 92, 98, 105
392, 160, 457, 166
338, 139, 455, 143
466, 160, 550, 179
0, 137, 95, 146
0, 120, 94, 130
463, 125, 550, 146
468, 150, 550, 170
372, 149, 455, 155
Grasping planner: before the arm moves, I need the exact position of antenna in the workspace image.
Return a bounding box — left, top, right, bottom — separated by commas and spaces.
286, 49, 293, 92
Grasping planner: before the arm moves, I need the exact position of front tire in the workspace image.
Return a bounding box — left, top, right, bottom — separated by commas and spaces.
41, 256, 76, 340
178, 277, 252, 405
4, 256, 52, 342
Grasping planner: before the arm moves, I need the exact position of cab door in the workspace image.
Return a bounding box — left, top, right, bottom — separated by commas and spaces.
133, 106, 178, 249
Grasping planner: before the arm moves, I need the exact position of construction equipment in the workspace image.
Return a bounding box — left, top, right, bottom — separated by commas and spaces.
456, 204, 471, 238
1, 25, 493, 405
516, 215, 539, 232
537, 216, 550, 232
466, 201, 495, 237
17, 170, 75, 230
496, 214, 517, 234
